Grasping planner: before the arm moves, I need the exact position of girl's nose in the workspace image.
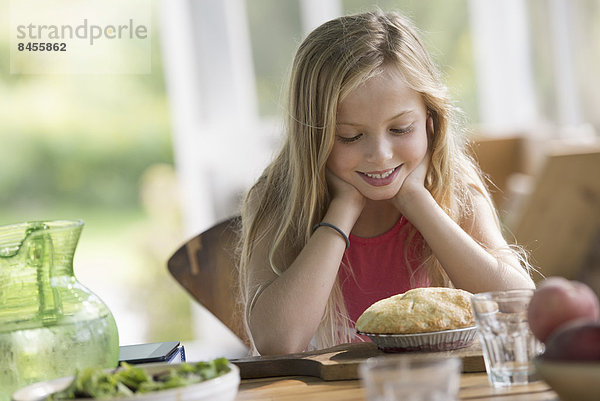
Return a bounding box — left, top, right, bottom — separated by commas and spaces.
365, 135, 394, 163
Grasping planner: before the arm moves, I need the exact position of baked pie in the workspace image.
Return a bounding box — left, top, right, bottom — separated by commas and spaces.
356, 287, 475, 334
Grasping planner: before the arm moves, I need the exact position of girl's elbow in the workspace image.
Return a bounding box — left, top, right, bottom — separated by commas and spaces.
523, 276, 536, 289
510, 270, 536, 290
515, 265, 536, 289
249, 319, 310, 355
254, 334, 308, 356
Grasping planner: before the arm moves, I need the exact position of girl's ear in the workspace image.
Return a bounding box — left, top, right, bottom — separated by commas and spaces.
426, 113, 434, 144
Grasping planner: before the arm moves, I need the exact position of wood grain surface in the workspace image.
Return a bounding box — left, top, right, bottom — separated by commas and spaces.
235, 373, 556, 401
232, 341, 485, 381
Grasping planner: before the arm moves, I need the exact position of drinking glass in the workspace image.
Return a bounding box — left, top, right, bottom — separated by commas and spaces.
471, 289, 544, 387
359, 355, 461, 401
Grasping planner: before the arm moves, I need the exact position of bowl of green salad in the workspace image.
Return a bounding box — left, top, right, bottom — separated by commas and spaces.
12, 358, 239, 401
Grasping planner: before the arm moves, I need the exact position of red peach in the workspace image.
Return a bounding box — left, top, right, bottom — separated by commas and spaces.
527, 277, 600, 343
542, 320, 600, 361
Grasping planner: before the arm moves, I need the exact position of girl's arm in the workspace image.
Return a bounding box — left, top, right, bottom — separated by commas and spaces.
393, 157, 535, 292
247, 174, 365, 355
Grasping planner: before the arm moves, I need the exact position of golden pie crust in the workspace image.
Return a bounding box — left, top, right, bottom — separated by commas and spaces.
355, 287, 475, 334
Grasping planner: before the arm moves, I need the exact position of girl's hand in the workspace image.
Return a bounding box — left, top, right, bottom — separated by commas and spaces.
393, 152, 431, 213
326, 168, 366, 210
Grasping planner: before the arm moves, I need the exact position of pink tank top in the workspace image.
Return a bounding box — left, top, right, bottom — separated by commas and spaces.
339, 217, 430, 325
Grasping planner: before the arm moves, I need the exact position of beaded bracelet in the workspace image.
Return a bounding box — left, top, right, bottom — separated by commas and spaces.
312, 222, 350, 249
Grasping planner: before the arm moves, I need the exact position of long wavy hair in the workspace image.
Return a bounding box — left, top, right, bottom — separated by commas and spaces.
238, 10, 525, 351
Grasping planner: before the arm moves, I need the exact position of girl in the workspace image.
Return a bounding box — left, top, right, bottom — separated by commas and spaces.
238, 10, 534, 356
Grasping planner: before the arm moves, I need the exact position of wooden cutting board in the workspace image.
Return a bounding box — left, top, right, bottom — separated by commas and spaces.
231, 341, 485, 381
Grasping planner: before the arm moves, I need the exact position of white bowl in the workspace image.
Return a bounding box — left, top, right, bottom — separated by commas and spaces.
534, 357, 600, 401
12, 362, 240, 401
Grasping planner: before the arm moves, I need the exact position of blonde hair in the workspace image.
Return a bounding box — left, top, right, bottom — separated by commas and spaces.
238, 10, 527, 351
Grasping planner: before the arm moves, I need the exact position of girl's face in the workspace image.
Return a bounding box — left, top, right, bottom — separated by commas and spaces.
327, 67, 430, 201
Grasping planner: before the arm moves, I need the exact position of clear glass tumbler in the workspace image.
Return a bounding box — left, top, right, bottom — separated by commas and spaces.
471, 289, 544, 387
359, 355, 462, 401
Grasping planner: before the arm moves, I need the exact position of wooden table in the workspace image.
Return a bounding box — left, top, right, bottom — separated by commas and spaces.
236, 373, 558, 400
231, 342, 558, 400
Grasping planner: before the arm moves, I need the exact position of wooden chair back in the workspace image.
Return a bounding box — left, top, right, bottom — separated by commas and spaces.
167, 216, 249, 345
471, 135, 600, 287
511, 144, 600, 281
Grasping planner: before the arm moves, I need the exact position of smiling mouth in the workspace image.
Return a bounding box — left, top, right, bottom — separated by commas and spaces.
357, 165, 402, 187
361, 167, 397, 179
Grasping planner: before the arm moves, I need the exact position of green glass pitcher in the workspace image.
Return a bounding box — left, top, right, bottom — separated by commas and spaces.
0, 220, 119, 401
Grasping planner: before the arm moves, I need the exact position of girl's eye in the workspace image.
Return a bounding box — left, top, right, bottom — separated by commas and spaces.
390, 123, 414, 135
337, 133, 362, 144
